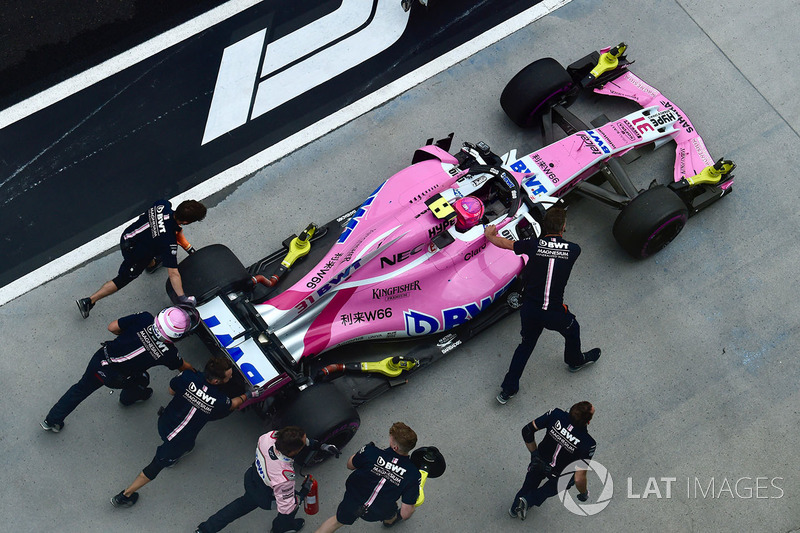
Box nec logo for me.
[587,130,611,154]
[381,243,425,269]
[202,1,410,144]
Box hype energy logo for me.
[202,0,411,144]
[558,460,614,516]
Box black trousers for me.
[199,465,301,533]
[514,456,575,508]
[501,303,583,394]
[46,348,150,425]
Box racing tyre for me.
[501,58,575,127]
[279,383,360,465]
[170,244,252,304]
[613,186,689,259]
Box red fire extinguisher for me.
[304,475,319,515]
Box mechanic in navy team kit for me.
[197,427,341,533]
[508,401,597,520]
[111,357,260,507]
[40,306,197,433]
[76,199,207,318]
[315,422,421,532]
[484,205,601,404]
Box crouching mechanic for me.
[111,357,262,507]
[40,306,197,433]
[315,422,421,532]
[508,401,597,520]
[196,427,341,533]
[77,199,206,318]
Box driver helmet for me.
[154,306,192,342]
[453,196,485,231]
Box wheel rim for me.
[642,215,686,256]
[524,84,573,126]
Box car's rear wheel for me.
[613,186,689,259]
[501,58,575,127]
[279,383,360,466]
[169,244,252,304]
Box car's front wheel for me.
[613,186,689,259]
[168,244,252,304]
[501,58,575,127]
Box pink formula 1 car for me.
[176,43,735,459]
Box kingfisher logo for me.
[587,130,611,154]
[202,1,411,144]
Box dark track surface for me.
[0,0,541,291]
[0,0,231,108]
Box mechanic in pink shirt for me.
[196,427,340,533]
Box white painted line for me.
[0,0,573,307]
[0,0,263,130]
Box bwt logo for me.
[403,280,514,335]
[187,382,217,405]
[539,239,569,249]
[553,420,580,445]
[558,460,614,516]
[586,130,611,154]
[202,0,411,144]
[376,456,407,475]
[509,159,548,195]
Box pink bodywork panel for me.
[593,71,715,181]
[255,147,525,360]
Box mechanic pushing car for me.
[314,423,422,532]
[197,426,340,533]
[110,357,263,508]
[76,199,206,318]
[484,206,601,404]
[40,306,198,433]
[508,401,597,520]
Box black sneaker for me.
[508,502,519,518]
[270,519,305,533]
[119,387,153,406]
[496,390,516,405]
[569,348,601,373]
[145,258,162,274]
[40,419,63,433]
[76,297,94,318]
[110,491,139,508]
[517,497,528,520]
